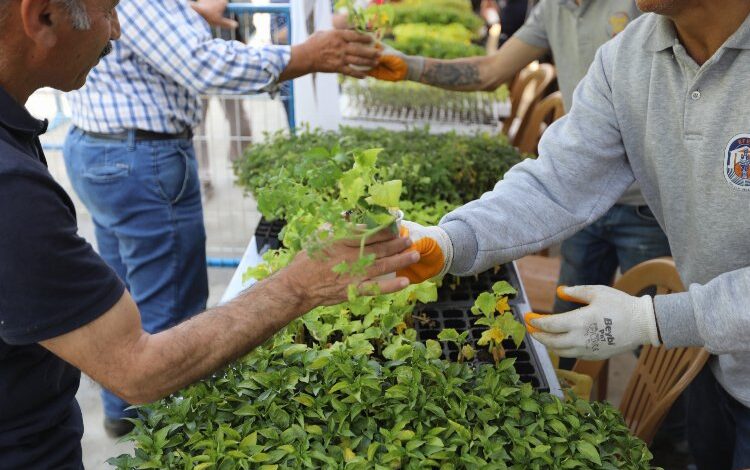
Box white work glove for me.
[395,221,453,284]
[524,285,661,360]
[365,42,425,82]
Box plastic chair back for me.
[516,91,565,154]
[502,63,557,143]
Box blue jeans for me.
[553,204,672,314]
[688,363,750,470]
[63,128,208,419]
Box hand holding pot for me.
[280,227,418,312]
[366,42,425,82]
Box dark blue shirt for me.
[0,87,125,468]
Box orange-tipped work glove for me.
[395,221,453,284]
[366,43,425,82]
[524,285,660,360]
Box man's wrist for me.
[272,266,312,317]
[280,43,315,81]
[404,55,425,82]
[635,295,660,346]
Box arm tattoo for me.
[420,62,482,88]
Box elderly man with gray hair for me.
[0,0,417,467]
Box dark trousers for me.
[689,363,750,470]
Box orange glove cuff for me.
[396,237,445,284]
[367,55,408,82]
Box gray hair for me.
[57,0,91,30]
[0,0,90,30]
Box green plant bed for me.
[390,2,484,32]
[385,37,485,60]
[234,126,520,226]
[111,147,655,469]
[387,22,484,59]
[110,343,653,469]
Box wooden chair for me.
[573,258,710,444]
[502,63,557,146]
[515,91,565,155]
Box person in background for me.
[63,0,382,438]
[497,0,530,45]
[379,1,750,468]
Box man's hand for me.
[279,228,419,311]
[282,30,381,80]
[525,286,661,360]
[395,221,453,284]
[367,43,425,82]
[190,0,238,29]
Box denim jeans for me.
[63,128,208,419]
[688,362,750,470]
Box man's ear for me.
[19,0,63,48]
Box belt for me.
[79,128,193,141]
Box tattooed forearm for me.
[420,61,482,89]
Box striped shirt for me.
[68,0,291,134]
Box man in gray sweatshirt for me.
[396,1,750,468]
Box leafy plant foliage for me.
[234,126,521,226]
[111,146,654,469]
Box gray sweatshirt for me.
[514,0,646,206]
[440,13,750,407]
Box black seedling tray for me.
[254,217,285,251]
[251,219,553,393]
[437,265,526,305]
[412,301,550,393]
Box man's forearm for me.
[278,43,314,82]
[127,271,304,403]
[417,57,490,91]
[416,37,547,92]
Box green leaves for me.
[366,180,402,209]
[112,342,653,470]
[111,131,654,470]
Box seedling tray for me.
[254,217,285,251]
[412,301,550,393]
[250,219,558,394]
[437,266,526,305]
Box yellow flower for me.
[478,327,505,346]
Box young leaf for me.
[366,180,402,208]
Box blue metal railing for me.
[226,3,295,131]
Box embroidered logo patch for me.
[725,134,750,191]
[607,12,630,37]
